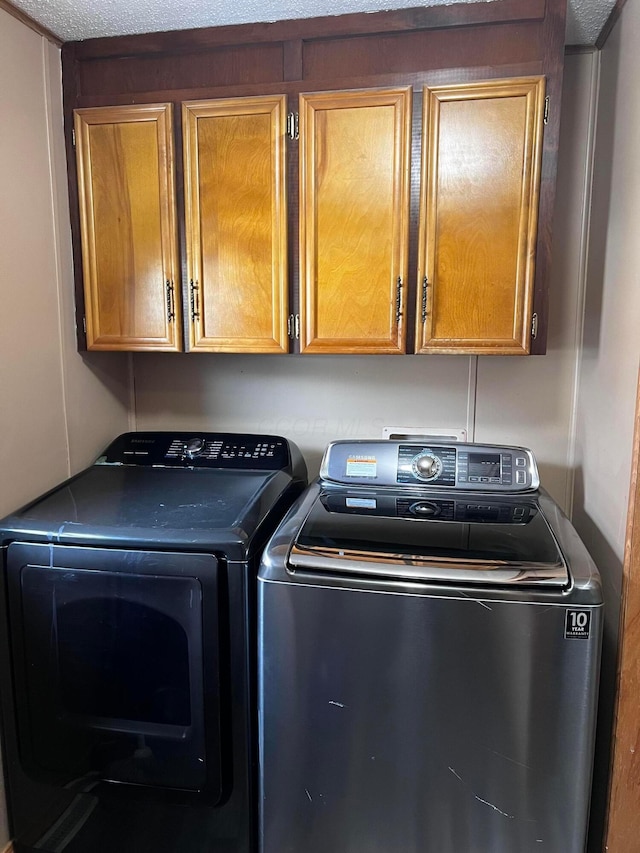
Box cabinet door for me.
[74,104,181,351]
[299,88,412,354]
[416,78,545,355]
[183,96,288,353]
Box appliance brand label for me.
[564,609,591,640]
[345,456,377,478]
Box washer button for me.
[516,470,527,485]
[516,456,527,467]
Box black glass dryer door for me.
[6,543,222,798]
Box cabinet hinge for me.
[72,128,76,148]
[82,316,86,335]
[287,112,299,141]
[288,313,300,339]
[543,96,550,126]
[531,312,539,340]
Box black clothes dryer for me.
[0,431,307,853]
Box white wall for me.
[0,8,131,524]
[574,4,640,595]
[571,3,640,849]
[475,50,598,514]
[0,12,131,842]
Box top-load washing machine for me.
[258,440,602,853]
[0,431,306,853]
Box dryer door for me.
[6,543,223,799]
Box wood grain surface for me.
[182,96,288,352]
[604,368,640,851]
[299,87,411,353]
[416,77,545,354]
[74,103,181,350]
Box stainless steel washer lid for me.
[287,490,569,587]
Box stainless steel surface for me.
[258,443,603,853]
[259,583,601,853]
[287,545,569,585]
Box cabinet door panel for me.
[416,78,545,355]
[74,104,180,351]
[183,96,288,353]
[300,88,411,354]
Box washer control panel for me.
[321,441,539,492]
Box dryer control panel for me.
[320,441,539,492]
[96,432,293,470]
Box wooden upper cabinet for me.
[74,104,181,351]
[416,77,546,355]
[299,88,412,354]
[182,96,289,353]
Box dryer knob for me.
[184,438,205,459]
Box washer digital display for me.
[468,453,501,479]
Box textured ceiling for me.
[5,0,618,46]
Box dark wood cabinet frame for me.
[61,0,566,353]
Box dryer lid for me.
[0,466,295,556]
[288,490,569,587]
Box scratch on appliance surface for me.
[533,606,555,618]
[474,796,514,819]
[305,788,313,802]
[457,590,493,611]
[486,748,532,769]
[55,523,66,541]
[328,700,345,708]
[448,764,514,820]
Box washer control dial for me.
[412,451,443,482]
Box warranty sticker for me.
[564,610,591,640]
